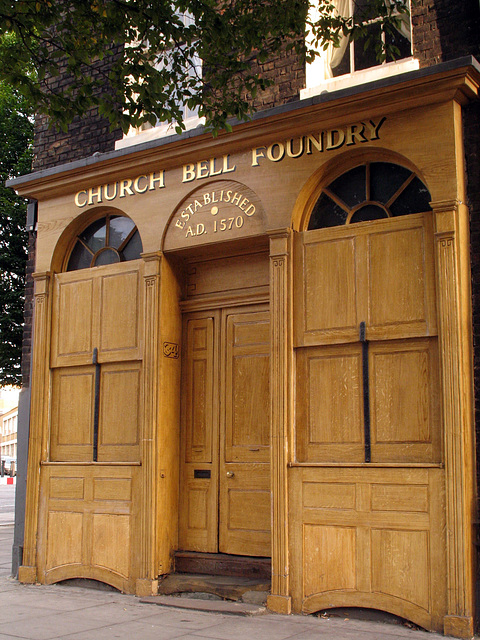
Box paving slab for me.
[141,594,266,616]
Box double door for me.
[179,304,271,557]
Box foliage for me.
[0,78,33,385]
[0,0,410,135]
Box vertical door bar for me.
[92,347,100,462]
[359,322,371,463]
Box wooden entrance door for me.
[179,304,271,557]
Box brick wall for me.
[32,46,124,171]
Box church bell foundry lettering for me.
[74,171,165,207]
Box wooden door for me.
[179,305,271,557]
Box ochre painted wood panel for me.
[178,312,219,553]
[289,467,446,632]
[185,317,215,464]
[296,344,364,463]
[224,310,270,464]
[52,277,94,366]
[50,366,95,462]
[303,524,356,596]
[294,214,437,347]
[37,465,140,592]
[99,269,142,361]
[98,362,142,462]
[369,338,441,463]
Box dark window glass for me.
[350,205,388,223]
[67,242,94,271]
[390,177,432,217]
[122,230,143,262]
[67,215,143,271]
[385,25,412,61]
[331,46,351,78]
[308,193,348,229]
[308,162,432,231]
[370,162,411,204]
[94,248,121,266]
[80,218,107,254]
[328,165,366,208]
[109,216,136,249]
[354,23,382,72]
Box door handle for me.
[226,471,235,478]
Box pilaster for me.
[136,252,162,596]
[267,230,293,614]
[433,201,475,639]
[19,272,51,584]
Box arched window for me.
[67,214,143,271]
[308,162,432,230]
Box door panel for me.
[220,309,271,556]
[179,305,271,557]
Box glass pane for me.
[328,165,366,208]
[354,23,382,71]
[308,193,348,229]
[331,44,351,77]
[389,177,432,217]
[385,21,412,60]
[80,218,107,254]
[109,216,136,249]
[370,162,412,204]
[121,230,143,261]
[350,204,388,223]
[94,248,121,267]
[67,242,93,271]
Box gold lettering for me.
[326,129,345,150]
[252,146,266,167]
[203,193,211,205]
[175,219,186,229]
[134,175,149,193]
[230,192,241,206]
[88,185,103,205]
[224,190,232,203]
[267,142,285,162]
[119,179,134,198]
[196,223,205,235]
[346,124,368,146]
[209,157,222,177]
[183,164,196,182]
[222,154,236,173]
[239,197,249,211]
[193,200,203,211]
[149,171,165,190]
[75,190,88,207]
[211,191,219,203]
[197,160,209,179]
[305,133,323,154]
[366,117,386,140]
[245,204,256,217]
[185,226,195,237]
[286,137,304,158]
[104,183,117,201]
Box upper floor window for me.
[116,11,203,150]
[303,0,418,97]
[67,215,143,271]
[308,162,432,230]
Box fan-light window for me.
[308,162,432,230]
[67,215,143,271]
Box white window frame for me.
[301,0,418,99]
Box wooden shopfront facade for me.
[10,60,480,637]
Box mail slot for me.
[194,469,211,479]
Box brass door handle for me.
[226,471,235,478]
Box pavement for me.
[0,513,467,640]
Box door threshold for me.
[174,551,271,579]
[157,572,270,604]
